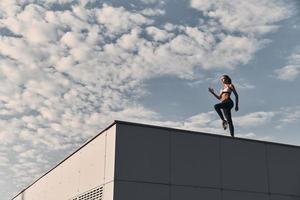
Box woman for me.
[208,75,239,137]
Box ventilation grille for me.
[71,185,103,200]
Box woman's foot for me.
[222,120,228,130]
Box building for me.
[12,120,300,200]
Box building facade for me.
[12,120,300,200]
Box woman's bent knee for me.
[214,104,219,110]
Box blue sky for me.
[0,0,300,199]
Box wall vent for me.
[71,185,103,200]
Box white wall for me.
[13,124,116,200]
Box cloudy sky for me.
[1,0,300,199]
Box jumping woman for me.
[208,75,239,137]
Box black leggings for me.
[214,99,234,136]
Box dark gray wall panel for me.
[271,195,300,200]
[221,138,269,193]
[223,190,269,200]
[171,132,221,187]
[114,181,169,200]
[115,124,170,183]
[268,144,300,196]
[171,186,221,200]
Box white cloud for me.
[96,4,153,35]
[278,106,300,124]
[203,35,259,69]
[140,0,166,6]
[0,152,9,167]
[234,79,255,90]
[236,132,257,138]
[234,112,275,127]
[138,111,228,136]
[189,0,293,69]
[140,8,165,16]
[290,51,300,63]
[138,110,278,139]
[146,26,174,42]
[190,0,292,35]
[235,132,273,141]
[0,1,21,17]
[274,49,300,81]
[19,149,37,159]
[274,65,300,81]
[12,145,27,153]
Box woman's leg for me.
[214,102,226,121]
[223,108,234,137]
[214,102,228,129]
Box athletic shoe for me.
[222,120,228,130]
